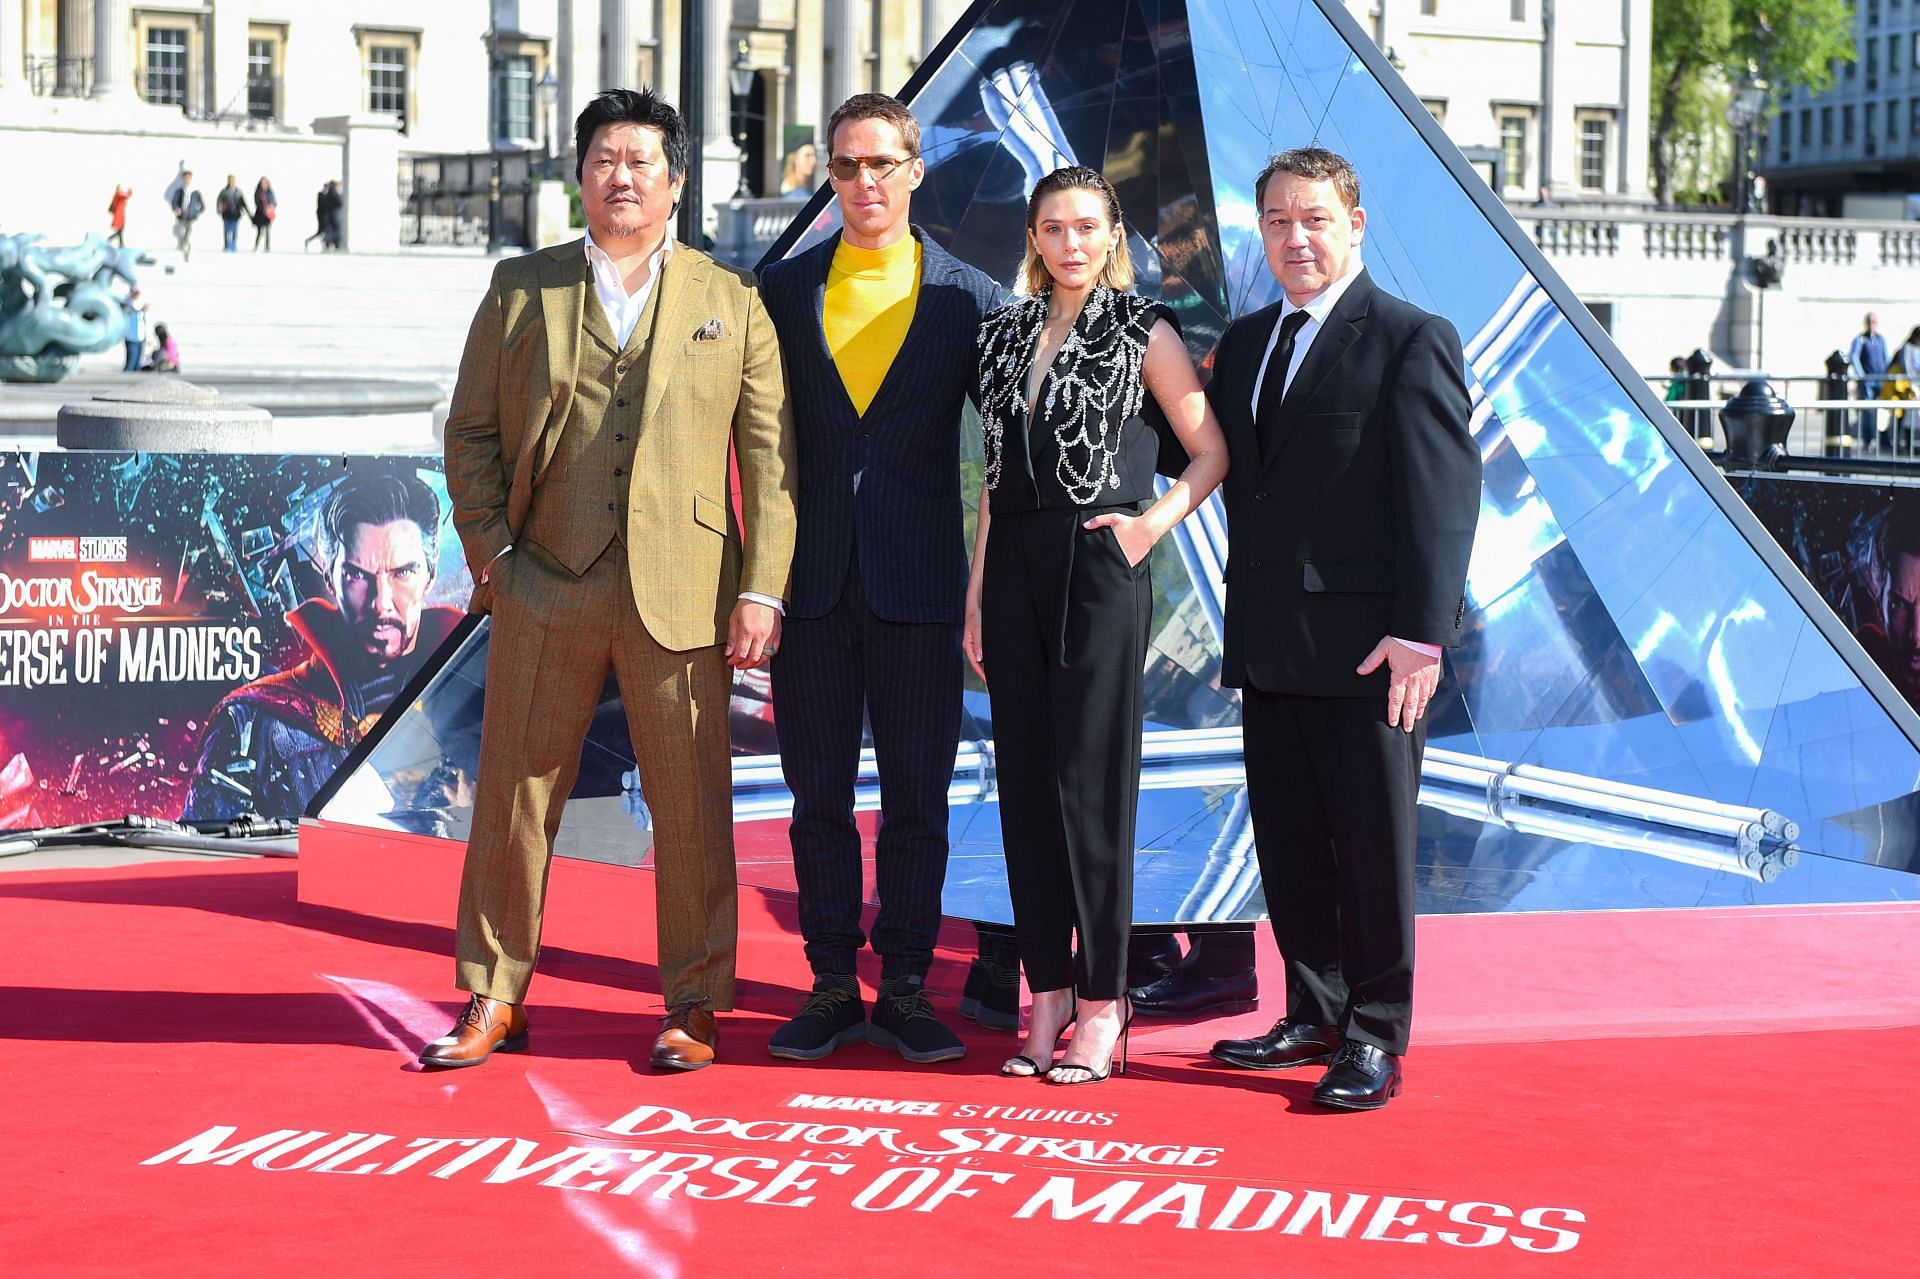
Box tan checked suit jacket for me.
[443,238,796,649]
[440,238,795,1009]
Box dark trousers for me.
[123,340,143,371]
[1241,688,1424,1055]
[983,505,1150,1000]
[771,556,963,982]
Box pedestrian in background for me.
[1664,355,1687,403]
[1883,324,1920,446]
[148,323,180,373]
[107,185,131,247]
[322,180,345,250]
[778,141,817,196]
[1848,312,1890,443]
[171,172,204,261]
[122,287,148,371]
[251,177,277,251]
[216,175,249,252]
[305,181,332,251]
[307,180,346,252]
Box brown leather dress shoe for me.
[650,1002,718,1071]
[419,994,528,1069]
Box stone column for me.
[921,0,947,59]
[1543,3,1580,197]
[1619,0,1653,199]
[90,0,134,102]
[312,115,403,254]
[56,0,89,96]
[0,0,27,98]
[698,0,738,236]
[825,0,861,115]
[210,0,249,119]
[792,0,825,144]
[602,0,631,88]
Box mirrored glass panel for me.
[317,0,1920,924]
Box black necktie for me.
[1255,308,1312,452]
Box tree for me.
[1651,0,1857,207]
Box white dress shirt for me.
[1247,257,1440,660]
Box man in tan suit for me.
[425,88,796,1072]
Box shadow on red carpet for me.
[1,859,1916,1277]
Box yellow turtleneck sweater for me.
[824,234,922,416]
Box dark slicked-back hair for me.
[826,92,921,158]
[574,88,688,182]
[1254,146,1362,214]
[321,469,441,579]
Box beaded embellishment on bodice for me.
[978,285,1156,506]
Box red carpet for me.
[2,858,1917,1277]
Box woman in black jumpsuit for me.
[965,167,1228,1084]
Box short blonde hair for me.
[1017,165,1135,296]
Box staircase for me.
[100,245,506,394]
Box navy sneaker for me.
[767,974,867,1061]
[958,957,1020,1031]
[868,975,966,1063]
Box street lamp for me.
[538,67,560,179]
[485,22,502,254]
[1726,68,1769,215]
[729,40,755,199]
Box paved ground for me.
[0,842,268,873]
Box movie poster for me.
[0,452,470,830]
[1738,474,1920,711]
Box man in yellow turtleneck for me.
[759,94,1003,1066]
[824,219,920,418]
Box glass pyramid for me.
[315,0,1920,923]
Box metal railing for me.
[713,194,820,267]
[1645,371,1920,464]
[398,152,544,249]
[26,55,91,98]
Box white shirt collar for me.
[1279,253,1363,327]
[584,228,674,348]
[584,226,674,292]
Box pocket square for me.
[693,318,727,341]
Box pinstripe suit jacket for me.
[444,238,797,651]
[759,228,1001,623]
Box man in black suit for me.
[1205,147,1480,1110]
[758,94,1001,1063]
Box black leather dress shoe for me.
[1129,967,1259,1018]
[1209,1019,1340,1070]
[1311,1042,1403,1111]
[1126,934,1183,990]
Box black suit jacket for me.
[760,227,1001,622]
[1207,268,1480,696]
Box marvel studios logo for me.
[27,536,128,563]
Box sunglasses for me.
[826,154,916,182]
